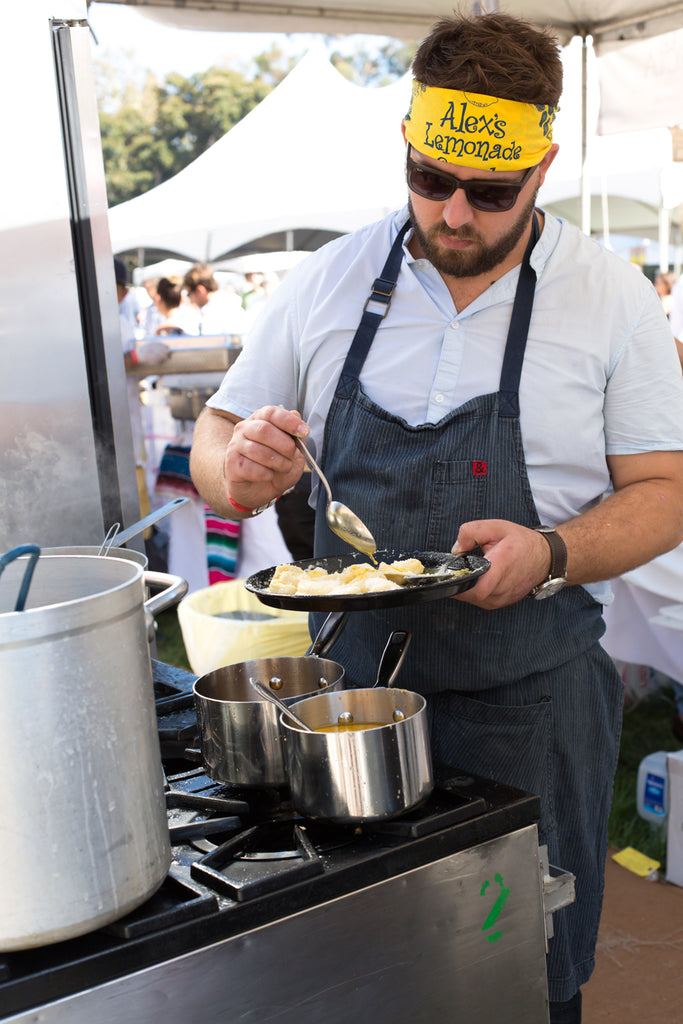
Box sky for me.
[87,2,381,79]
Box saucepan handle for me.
[373,630,411,689]
[0,544,41,611]
[306,610,349,657]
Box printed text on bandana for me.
[422,102,521,165]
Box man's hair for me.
[411,12,563,106]
[183,263,218,294]
[156,276,183,309]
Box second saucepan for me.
[192,611,349,787]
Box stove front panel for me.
[5,824,549,1024]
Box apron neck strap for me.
[336,219,411,398]
[498,211,540,417]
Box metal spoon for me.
[249,677,315,732]
[293,436,376,557]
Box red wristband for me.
[130,348,139,365]
[228,493,280,516]
[228,494,254,513]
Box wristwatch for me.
[528,526,568,600]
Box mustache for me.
[432,223,482,243]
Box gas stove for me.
[0,661,567,1024]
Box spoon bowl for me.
[294,437,376,557]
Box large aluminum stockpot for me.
[193,612,348,788]
[279,630,433,823]
[0,549,186,951]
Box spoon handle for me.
[293,436,333,503]
[249,677,314,732]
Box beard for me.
[408,188,539,279]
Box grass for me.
[154,610,679,867]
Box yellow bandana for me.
[404,81,557,172]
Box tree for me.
[97,62,273,205]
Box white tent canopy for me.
[108,47,411,261]
[97,1,683,51]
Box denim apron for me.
[311,216,623,1003]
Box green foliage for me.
[97,62,272,206]
[94,40,414,207]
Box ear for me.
[537,143,559,187]
[401,120,408,145]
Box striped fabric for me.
[205,509,240,584]
[154,444,199,499]
[155,442,240,584]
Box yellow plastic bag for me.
[177,579,312,675]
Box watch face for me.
[533,578,567,600]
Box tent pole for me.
[581,34,591,236]
[659,204,670,273]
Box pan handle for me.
[143,570,189,641]
[306,610,349,658]
[0,544,41,611]
[373,630,411,689]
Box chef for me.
[189,13,683,1023]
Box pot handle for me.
[142,570,189,640]
[0,543,40,611]
[306,610,349,658]
[373,630,411,689]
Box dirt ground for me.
[582,847,683,1021]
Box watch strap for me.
[533,526,567,582]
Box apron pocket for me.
[428,690,557,837]
[426,460,488,550]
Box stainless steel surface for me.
[294,436,377,556]
[0,554,171,951]
[3,825,550,1024]
[249,676,315,731]
[0,7,140,552]
[127,339,242,378]
[282,685,433,822]
[193,655,345,787]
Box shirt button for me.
[451,321,460,329]
[434,394,445,403]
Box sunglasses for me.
[406,144,536,213]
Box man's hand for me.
[190,405,310,519]
[224,405,309,513]
[451,520,553,609]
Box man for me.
[183,263,248,336]
[189,14,683,1022]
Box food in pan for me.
[268,558,431,596]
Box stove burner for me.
[192,822,325,900]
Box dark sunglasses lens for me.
[408,165,454,201]
[466,183,519,212]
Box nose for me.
[441,185,475,229]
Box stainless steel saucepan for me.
[280,630,434,823]
[192,610,349,788]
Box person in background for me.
[188,13,683,1022]
[668,271,683,366]
[183,263,248,337]
[153,275,200,336]
[654,271,677,318]
[114,258,169,529]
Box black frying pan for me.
[244,550,490,612]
